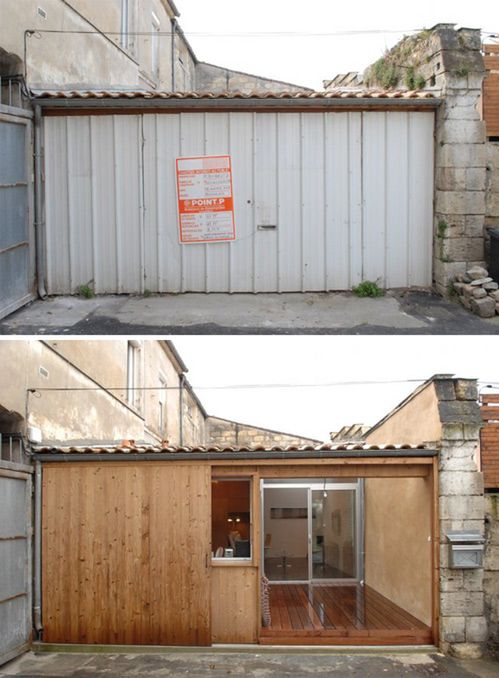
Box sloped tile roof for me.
[30,89,436,100]
[34,442,431,455]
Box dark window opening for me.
[212,479,251,559]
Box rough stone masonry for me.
[364,25,488,297]
[435,377,487,658]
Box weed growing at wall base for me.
[353,281,384,298]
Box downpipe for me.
[34,105,47,299]
[33,460,43,637]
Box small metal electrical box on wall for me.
[447,531,485,569]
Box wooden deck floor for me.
[260,584,433,645]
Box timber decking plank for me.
[264,584,432,645]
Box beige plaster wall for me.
[0,0,140,88]
[364,476,433,625]
[0,340,144,441]
[0,340,207,445]
[0,0,194,90]
[366,382,442,446]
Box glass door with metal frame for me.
[262,479,363,584]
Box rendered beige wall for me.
[366,382,442,446]
[0,340,207,445]
[0,340,144,441]
[0,0,195,90]
[364,476,432,625]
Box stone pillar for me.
[363,25,487,296]
[433,27,487,295]
[484,493,499,658]
[485,143,499,262]
[435,377,487,657]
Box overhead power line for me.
[28,28,423,38]
[28,378,428,393]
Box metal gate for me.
[0,464,32,665]
[0,110,35,319]
[43,110,434,294]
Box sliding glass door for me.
[262,479,363,584]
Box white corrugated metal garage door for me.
[44,111,434,294]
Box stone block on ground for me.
[489,290,499,302]
[467,266,489,280]
[483,282,498,291]
[470,296,496,318]
[472,287,487,299]
[449,642,484,659]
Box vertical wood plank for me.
[42,463,211,646]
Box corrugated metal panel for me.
[0,473,32,666]
[0,116,34,319]
[44,111,434,294]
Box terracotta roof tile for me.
[30,89,436,101]
[34,442,430,455]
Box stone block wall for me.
[195,62,312,95]
[363,25,488,297]
[434,377,487,658]
[206,416,321,448]
[433,28,487,296]
[484,493,499,658]
[485,142,499,261]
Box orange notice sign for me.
[176,155,236,244]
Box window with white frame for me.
[158,374,167,436]
[120,0,129,50]
[126,340,140,409]
[151,11,160,80]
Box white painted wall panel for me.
[408,112,434,287]
[179,113,206,292]
[205,113,231,292]
[229,113,254,293]
[67,117,93,292]
[302,113,326,291]
[255,113,278,292]
[90,116,119,293]
[44,110,435,294]
[362,112,387,285]
[385,113,409,288]
[277,113,302,292]
[44,117,70,294]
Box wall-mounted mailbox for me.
[447,531,485,569]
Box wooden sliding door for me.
[42,462,211,645]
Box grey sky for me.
[172,336,499,441]
[176,0,498,89]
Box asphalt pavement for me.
[2,291,499,335]
[1,650,498,677]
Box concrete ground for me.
[1,291,499,335]
[1,650,498,677]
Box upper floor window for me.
[126,340,140,409]
[158,374,167,436]
[121,0,130,50]
[151,11,160,80]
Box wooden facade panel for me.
[483,48,499,137]
[211,566,259,643]
[480,397,499,489]
[42,463,211,645]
